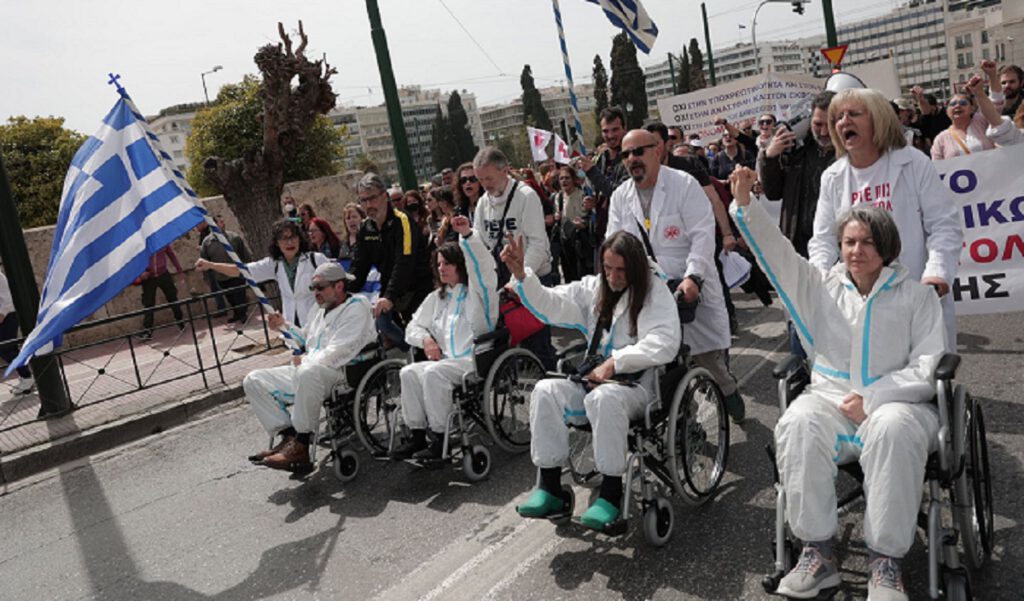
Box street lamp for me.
[201,65,223,104]
[752,0,809,74]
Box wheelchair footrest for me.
[573,516,629,537]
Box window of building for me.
[173,150,184,158]
[981,30,989,44]
[169,135,179,144]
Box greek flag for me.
[586,0,659,54]
[5,83,205,375]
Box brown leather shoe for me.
[261,439,311,471]
[248,434,294,463]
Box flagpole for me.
[550,0,587,156]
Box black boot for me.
[412,431,445,461]
[390,428,428,460]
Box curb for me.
[0,385,244,485]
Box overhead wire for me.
[436,0,506,76]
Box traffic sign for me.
[820,44,849,68]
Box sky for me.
[2,0,901,134]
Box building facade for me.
[479,84,595,147]
[148,105,202,174]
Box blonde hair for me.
[341,202,366,238]
[827,88,906,158]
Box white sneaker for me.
[777,545,841,599]
[867,557,908,601]
[12,377,35,394]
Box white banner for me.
[526,126,552,162]
[935,145,1024,316]
[552,134,572,164]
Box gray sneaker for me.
[777,545,841,599]
[867,557,908,601]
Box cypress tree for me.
[520,65,553,131]
[609,32,648,129]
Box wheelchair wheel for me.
[331,447,359,483]
[463,444,491,482]
[957,393,994,570]
[483,348,544,453]
[665,368,729,505]
[642,496,674,547]
[943,569,972,601]
[353,359,406,457]
[567,428,601,487]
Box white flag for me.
[526,126,552,162]
[553,134,572,164]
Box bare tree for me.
[202,21,337,255]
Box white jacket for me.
[512,266,681,380]
[733,198,946,414]
[247,252,331,326]
[808,146,962,286]
[405,234,499,358]
[289,294,376,371]
[473,176,551,277]
[986,117,1024,146]
[606,166,730,355]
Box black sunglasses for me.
[308,282,334,291]
[758,119,775,126]
[620,144,656,159]
[459,176,478,184]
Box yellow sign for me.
[820,45,849,67]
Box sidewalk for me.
[0,316,292,486]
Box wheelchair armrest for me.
[473,327,509,346]
[772,354,806,380]
[933,353,961,381]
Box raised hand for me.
[729,166,757,205]
[765,128,796,159]
[499,233,527,281]
[451,215,472,237]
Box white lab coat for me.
[606,166,730,355]
[514,265,681,476]
[246,252,331,326]
[400,233,499,432]
[733,198,946,557]
[473,176,552,277]
[245,294,376,435]
[808,146,962,347]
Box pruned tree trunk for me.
[202,21,337,258]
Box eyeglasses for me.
[308,282,335,292]
[948,99,971,107]
[459,176,478,184]
[357,193,384,204]
[620,144,656,159]
[758,119,775,126]
[831,109,866,124]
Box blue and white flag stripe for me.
[585,0,659,54]
[6,93,207,375]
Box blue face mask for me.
[706,150,716,159]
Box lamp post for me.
[201,65,223,104]
[752,0,808,74]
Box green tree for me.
[493,133,530,168]
[592,54,609,121]
[678,47,691,94]
[447,91,478,165]
[609,32,648,129]
[520,65,553,131]
[430,105,456,172]
[0,116,86,228]
[688,38,707,91]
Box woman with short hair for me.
[931,61,1004,159]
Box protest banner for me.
[934,145,1024,316]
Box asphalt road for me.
[1,298,1020,601]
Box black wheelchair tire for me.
[353,359,406,457]
[482,348,544,453]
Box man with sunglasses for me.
[244,262,376,472]
[606,130,745,423]
[349,173,433,352]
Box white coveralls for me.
[606,166,734,394]
[244,295,376,435]
[400,234,498,433]
[808,146,962,349]
[246,252,331,326]
[733,198,947,558]
[514,267,681,476]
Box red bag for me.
[500,291,544,346]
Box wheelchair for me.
[554,334,732,547]
[315,342,405,482]
[762,353,994,600]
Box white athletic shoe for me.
[12,377,35,394]
[777,545,841,599]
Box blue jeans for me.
[787,320,807,360]
[376,311,410,352]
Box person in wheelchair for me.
[505,230,681,530]
[729,166,947,601]
[243,263,377,472]
[391,215,499,461]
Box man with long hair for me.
[505,230,680,530]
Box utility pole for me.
[822,0,839,48]
[701,3,716,87]
[364,0,417,190]
[0,151,71,418]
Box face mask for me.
[283,203,296,217]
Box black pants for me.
[0,312,31,378]
[220,278,249,321]
[141,272,183,330]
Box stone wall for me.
[15,172,362,346]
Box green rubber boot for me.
[579,497,620,530]
[517,488,566,518]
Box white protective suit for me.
[400,234,499,433]
[244,294,376,435]
[808,146,963,349]
[733,198,947,558]
[606,166,731,356]
[514,265,681,476]
[986,117,1024,146]
[473,176,552,277]
[246,251,331,326]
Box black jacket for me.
[757,134,835,257]
[350,206,431,312]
